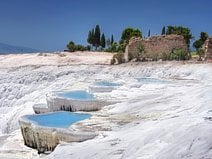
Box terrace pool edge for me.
[19,112,96,153]
[46,91,111,113]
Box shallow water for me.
[94,81,122,87]
[136,77,170,84]
[57,90,95,100]
[27,111,91,128]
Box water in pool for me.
[136,78,170,84]
[95,81,122,87]
[57,90,95,100]
[27,111,91,128]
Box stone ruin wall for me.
[204,37,212,61]
[125,34,188,62]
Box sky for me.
[0,0,211,51]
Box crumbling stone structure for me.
[204,37,212,61]
[125,34,188,62]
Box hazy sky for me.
[0,0,211,51]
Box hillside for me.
[0,43,38,54]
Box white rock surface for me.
[0,53,211,159]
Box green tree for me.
[87,30,92,45]
[166,26,193,48]
[193,32,208,50]
[67,41,89,52]
[87,28,95,50]
[111,42,118,52]
[67,41,75,52]
[161,26,166,35]
[148,29,150,37]
[200,32,208,43]
[94,25,101,50]
[193,32,208,60]
[91,29,95,49]
[119,27,142,51]
[111,34,114,45]
[193,39,203,50]
[100,33,106,49]
[120,28,142,44]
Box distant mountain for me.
[0,43,39,54]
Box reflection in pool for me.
[57,90,95,101]
[27,111,91,128]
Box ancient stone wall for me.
[204,37,212,61]
[125,34,188,62]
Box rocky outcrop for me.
[204,37,212,61]
[19,115,96,153]
[125,34,188,62]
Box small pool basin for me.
[94,81,122,87]
[89,81,122,93]
[57,90,95,101]
[136,77,169,84]
[26,111,91,128]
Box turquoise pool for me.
[94,81,122,87]
[57,90,95,101]
[27,111,91,128]
[136,78,170,84]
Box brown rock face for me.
[125,34,188,62]
[204,37,212,61]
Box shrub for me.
[162,52,168,61]
[67,41,89,52]
[196,48,205,61]
[136,44,145,61]
[172,48,190,60]
[106,42,120,53]
[162,49,190,61]
[152,53,159,61]
[67,41,75,52]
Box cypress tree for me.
[100,33,106,48]
[161,26,166,35]
[148,29,150,37]
[91,28,95,48]
[87,30,92,45]
[111,34,114,45]
[94,25,101,49]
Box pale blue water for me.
[57,90,95,100]
[27,111,91,128]
[136,78,170,84]
[95,81,122,87]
